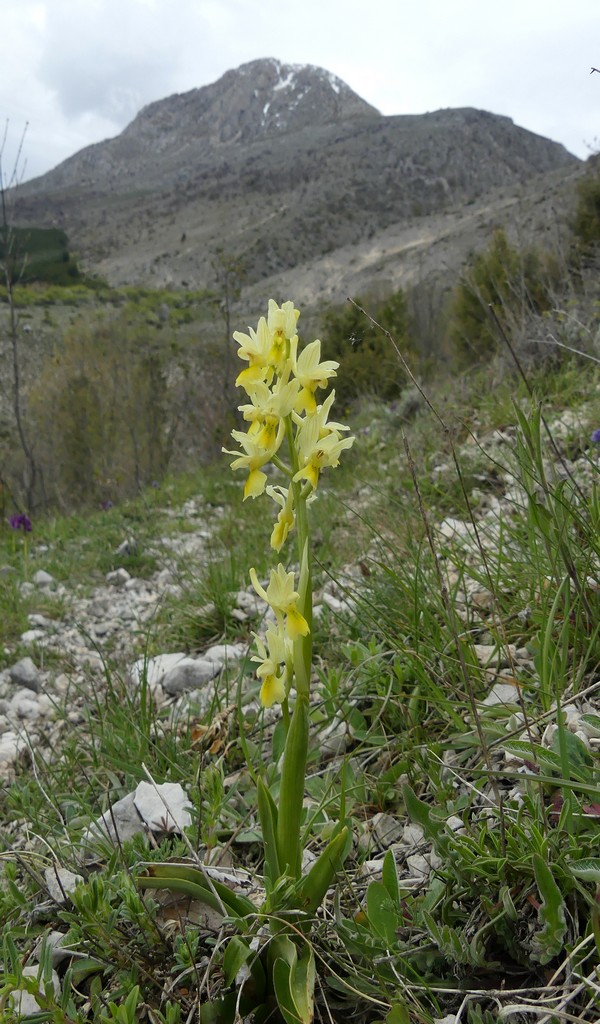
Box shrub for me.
[571,160,600,261]
[0,226,82,287]
[449,229,558,362]
[320,290,413,406]
[27,313,177,506]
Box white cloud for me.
[0,0,598,182]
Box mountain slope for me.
[12,58,580,300]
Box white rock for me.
[235,590,262,615]
[10,691,44,720]
[9,656,41,692]
[318,716,348,757]
[106,568,131,586]
[406,852,430,877]
[481,681,520,707]
[162,658,219,695]
[358,858,385,879]
[371,812,404,848]
[439,517,474,541]
[321,592,345,613]
[402,822,425,848]
[133,781,192,832]
[33,930,72,967]
[129,652,188,690]
[0,731,23,766]
[33,570,55,588]
[28,614,55,629]
[473,644,517,668]
[20,629,46,645]
[8,966,60,1016]
[203,642,246,665]
[82,791,143,853]
[44,866,83,904]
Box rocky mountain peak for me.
[24,58,380,191]
[122,57,380,147]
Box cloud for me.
[1,0,598,181]
[35,1,177,123]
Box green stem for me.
[276,694,309,878]
[274,414,314,878]
[284,415,313,699]
[281,696,290,736]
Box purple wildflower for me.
[9,513,32,533]
[591,429,600,443]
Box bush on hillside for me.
[0,226,83,287]
[27,314,177,506]
[449,229,558,362]
[320,290,413,407]
[571,161,600,263]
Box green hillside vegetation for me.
[0,346,599,1021]
[2,161,600,516]
[0,226,84,286]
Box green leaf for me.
[381,849,400,907]
[137,862,255,920]
[550,729,594,770]
[257,776,281,888]
[366,880,401,947]
[569,858,600,882]
[271,936,315,1024]
[69,957,106,985]
[277,698,309,879]
[294,826,349,913]
[503,740,539,760]
[386,1004,411,1024]
[289,945,315,1024]
[580,714,600,738]
[223,936,251,988]
[531,853,567,964]
[402,784,448,856]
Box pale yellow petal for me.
[244,469,268,500]
[285,607,310,640]
[260,673,287,708]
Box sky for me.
[0,0,598,184]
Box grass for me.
[0,355,599,1022]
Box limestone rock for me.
[133,781,192,832]
[9,656,41,692]
[162,657,220,695]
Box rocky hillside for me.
[12,58,582,303]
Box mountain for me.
[12,58,581,304]
[22,58,379,193]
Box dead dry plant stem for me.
[401,430,497,784]
[350,297,513,782]
[1,127,38,511]
[487,304,587,504]
[487,303,593,623]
